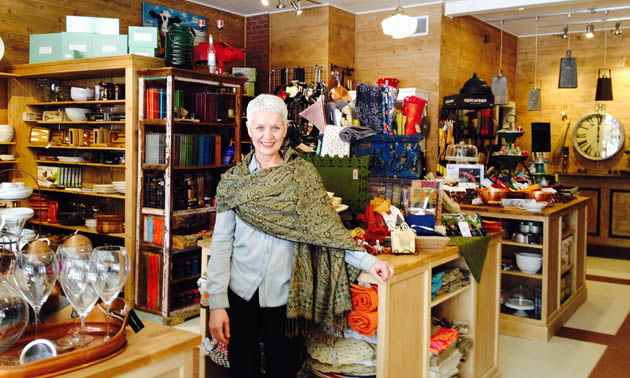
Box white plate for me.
[0,36,4,62]
[0,187,33,200]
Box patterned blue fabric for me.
[380,84,399,135]
[355,83,382,132]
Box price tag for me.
[458,221,472,237]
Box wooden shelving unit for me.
[8,55,165,305]
[462,198,589,341]
[135,67,246,324]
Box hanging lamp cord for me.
[534,16,538,87]
[604,22,607,68]
[499,20,504,73]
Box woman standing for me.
[205,94,393,378]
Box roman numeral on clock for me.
[577,140,587,147]
[575,132,587,140]
[584,145,593,155]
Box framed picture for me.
[446,164,485,184]
[142,2,208,55]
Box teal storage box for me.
[61,32,94,60]
[67,16,119,34]
[129,47,157,57]
[93,34,128,57]
[128,26,158,48]
[30,33,63,63]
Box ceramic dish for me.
[519,201,548,212]
[0,187,33,200]
[505,298,534,317]
[415,235,451,252]
[0,154,14,161]
[56,156,85,162]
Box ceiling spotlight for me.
[261,0,269,6]
[585,23,595,38]
[276,0,285,9]
[560,25,569,39]
[291,0,302,15]
[612,22,623,35]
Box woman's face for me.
[247,111,287,161]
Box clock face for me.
[572,112,625,161]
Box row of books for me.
[140,252,162,310]
[143,215,165,245]
[174,133,222,167]
[145,88,167,119]
[144,131,166,164]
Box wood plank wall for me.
[328,6,355,80]
[355,4,443,172]
[514,31,630,173]
[0,0,245,70]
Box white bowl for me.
[0,187,33,200]
[57,156,85,162]
[65,107,90,121]
[0,154,14,161]
[515,252,542,274]
[0,124,14,142]
[1,182,22,189]
[519,201,548,212]
[70,87,95,101]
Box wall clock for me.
[572,108,625,161]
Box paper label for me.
[102,45,117,53]
[352,168,358,180]
[134,32,153,42]
[458,221,472,237]
[39,46,53,55]
[68,44,87,52]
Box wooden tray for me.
[0,299,129,377]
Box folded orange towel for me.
[348,310,378,338]
[350,283,378,312]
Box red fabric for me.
[348,310,378,338]
[350,283,378,312]
[429,327,459,355]
[403,96,427,135]
[357,204,390,245]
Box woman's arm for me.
[345,250,394,284]
[204,210,236,309]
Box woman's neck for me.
[254,152,284,169]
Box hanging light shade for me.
[585,23,595,38]
[595,22,613,101]
[382,6,417,39]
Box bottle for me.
[208,33,216,74]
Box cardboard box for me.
[61,32,94,60]
[128,26,158,48]
[93,34,128,57]
[129,46,158,57]
[232,67,256,82]
[29,33,63,63]
[244,81,255,97]
[66,16,119,34]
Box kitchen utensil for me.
[0,154,14,161]
[65,108,89,122]
[492,20,508,105]
[519,223,530,233]
[524,191,553,202]
[515,252,542,274]
[528,17,541,111]
[558,26,577,88]
[505,297,535,317]
[70,87,95,101]
[530,223,541,234]
[476,187,509,205]
[518,201,548,212]
[513,233,527,244]
[0,124,14,142]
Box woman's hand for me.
[369,261,394,284]
[209,308,231,344]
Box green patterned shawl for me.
[215,148,363,331]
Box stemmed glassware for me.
[13,243,59,337]
[89,246,130,342]
[57,246,99,347]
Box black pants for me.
[227,289,304,378]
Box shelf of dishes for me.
[34,121,125,125]
[28,144,125,150]
[28,100,125,106]
[36,159,124,168]
[28,220,124,238]
[501,270,542,279]
[141,119,236,127]
[140,207,216,217]
[38,187,125,199]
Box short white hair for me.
[246,94,288,124]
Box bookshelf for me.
[135,67,247,324]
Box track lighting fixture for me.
[560,25,569,39]
[291,0,302,15]
[612,22,622,35]
[276,0,285,9]
[585,23,594,38]
[261,0,269,6]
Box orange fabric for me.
[350,283,378,312]
[348,310,378,338]
[429,327,459,355]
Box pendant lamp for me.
[595,23,613,101]
[382,1,417,39]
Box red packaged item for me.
[47,201,58,224]
[403,96,427,135]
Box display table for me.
[461,197,588,341]
[199,234,501,378]
[59,321,200,377]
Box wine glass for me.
[13,247,59,337]
[57,247,99,347]
[89,246,130,341]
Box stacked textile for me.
[429,327,460,378]
[432,272,445,300]
[307,335,377,377]
[429,350,462,378]
[347,283,378,337]
[433,268,470,297]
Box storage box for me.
[61,32,94,60]
[66,16,119,34]
[350,134,425,179]
[29,33,63,63]
[232,67,257,82]
[93,34,128,57]
[244,81,255,97]
[128,26,158,48]
[129,46,158,57]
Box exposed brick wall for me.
[246,14,270,95]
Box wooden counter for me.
[199,234,501,378]
[461,197,588,341]
[60,321,200,378]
